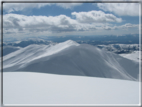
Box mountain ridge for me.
[3,40,139,81]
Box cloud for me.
[3,14,82,33]
[97,3,140,16]
[3,12,138,36]
[118,23,139,29]
[72,10,122,23]
[3,1,140,16]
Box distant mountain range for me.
[97,44,140,54]
[2,38,140,56]
[3,38,56,47]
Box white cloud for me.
[3,10,123,34]
[2,1,140,16]
[72,10,122,23]
[3,14,83,33]
[3,12,138,36]
[101,23,139,30]
[118,23,139,29]
[97,3,140,16]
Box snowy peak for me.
[55,40,79,48]
[63,40,79,46]
[3,40,79,68]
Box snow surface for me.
[3,72,140,105]
[3,40,139,81]
[3,46,21,56]
[120,51,141,62]
[3,40,79,68]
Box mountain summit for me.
[3,40,139,81]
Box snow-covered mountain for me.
[3,40,139,81]
[97,44,139,54]
[3,46,22,56]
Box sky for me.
[2,1,141,40]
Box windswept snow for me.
[3,72,139,105]
[3,40,139,81]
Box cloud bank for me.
[72,11,122,23]
[97,3,140,16]
[3,11,138,36]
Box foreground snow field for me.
[3,72,140,105]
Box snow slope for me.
[3,46,21,56]
[120,51,141,62]
[3,72,140,105]
[3,40,139,81]
[3,40,79,68]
